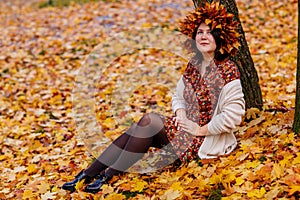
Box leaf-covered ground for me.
[0,0,299,199]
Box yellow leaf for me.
[132,178,147,192]
[157,101,166,107]
[209,173,222,184]
[37,181,50,194]
[235,177,245,186]
[171,182,183,191]
[288,185,300,196]
[265,186,280,199]
[0,155,7,161]
[102,118,116,129]
[271,163,284,180]
[101,185,114,195]
[161,189,181,200]
[41,191,57,200]
[75,179,85,191]
[51,185,59,192]
[141,22,152,28]
[27,164,37,174]
[245,107,260,120]
[205,19,212,25]
[247,187,266,198]
[245,160,260,169]
[237,152,249,161]
[279,155,294,167]
[104,130,117,138]
[292,153,300,165]
[23,190,34,199]
[105,193,126,200]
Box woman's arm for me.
[172,76,186,114]
[207,80,245,135]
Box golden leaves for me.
[40,191,57,200]
[247,187,266,198]
[0,0,299,199]
[161,189,181,200]
[131,178,147,192]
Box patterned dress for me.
[163,58,240,162]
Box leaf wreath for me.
[179,1,240,55]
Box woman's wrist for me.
[198,125,208,136]
[175,108,186,119]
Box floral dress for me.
[163,58,240,162]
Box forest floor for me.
[0,0,299,199]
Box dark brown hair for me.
[191,23,230,61]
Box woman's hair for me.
[191,23,230,61]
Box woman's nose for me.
[201,32,208,39]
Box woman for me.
[62,1,245,194]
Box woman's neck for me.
[201,53,214,66]
[200,54,214,77]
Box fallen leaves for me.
[0,0,299,199]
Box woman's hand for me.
[173,116,208,136]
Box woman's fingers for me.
[177,120,187,130]
[179,123,189,130]
[173,117,195,132]
[173,117,181,130]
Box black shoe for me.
[84,172,112,194]
[62,171,94,192]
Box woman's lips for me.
[200,42,209,45]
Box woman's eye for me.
[197,31,211,35]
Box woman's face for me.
[195,23,217,58]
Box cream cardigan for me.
[172,78,245,159]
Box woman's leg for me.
[104,112,170,176]
[62,129,134,192]
[84,114,171,193]
[84,113,170,177]
[84,125,136,177]
[63,113,172,193]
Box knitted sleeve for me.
[207,79,245,135]
[172,76,186,113]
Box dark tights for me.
[84,113,173,177]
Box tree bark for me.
[192,0,263,109]
[292,0,300,134]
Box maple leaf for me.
[245,108,261,120]
[264,186,280,199]
[40,191,57,200]
[22,190,34,199]
[170,182,183,191]
[247,187,266,198]
[101,185,114,195]
[288,185,300,196]
[292,153,300,165]
[27,164,38,174]
[271,163,285,180]
[37,181,50,194]
[0,0,299,199]
[75,179,85,191]
[105,193,126,200]
[161,189,181,200]
[235,177,245,186]
[131,178,147,192]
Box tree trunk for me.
[292,0,300,134]
[192,0,263,109]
